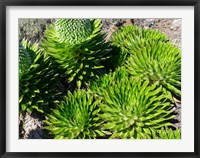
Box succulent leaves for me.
[126,41,181,96]
[111,25,169,51]
[44,90,105,139]
[99,78,174,139]
[90,66,129,95]
[19,19,181,139]
[110,25,169,66]
[19,39,37,76]
[110,25,181,96]
[156,127,181,139]
[41,19,111,89]
[19,39,60,113]
[55,19,93,45]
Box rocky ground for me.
[19,18,181,139]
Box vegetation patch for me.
[19,19,181,139]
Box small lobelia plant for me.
[90,66,129,95]
[19,39,61,114]
[98,77,175,139]
[126,41,181,97]
[41,19,111,90]
[44,90,105,139]
[110,25,169,66]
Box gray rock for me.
[22,113,44,139]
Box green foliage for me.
[99,77,175,139]
[126,41,181,96]
[19,39,60,114]
[44,90,105,139]
[19,19,181,139]
[90,66,129,94]
[110,25,169,66]
[111,25,169,52]
[156,127,181,139]
[19,39,36,75]
[41,19,111,89]
[55,19,93,45]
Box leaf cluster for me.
[40,19,111,89]
[19,39,62,114]
[98,78,174,139]
[111,25,181,97]
[19,19,181,139]
[110,25,169,66]
[44,90,105,139]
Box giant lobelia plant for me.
[19,39,61,114]
[99,77,175,139]
[110,25,169,66]
[44,90,105,139]
[41,19,111,90]
[126,41,181,96]
[90,66,129,95]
